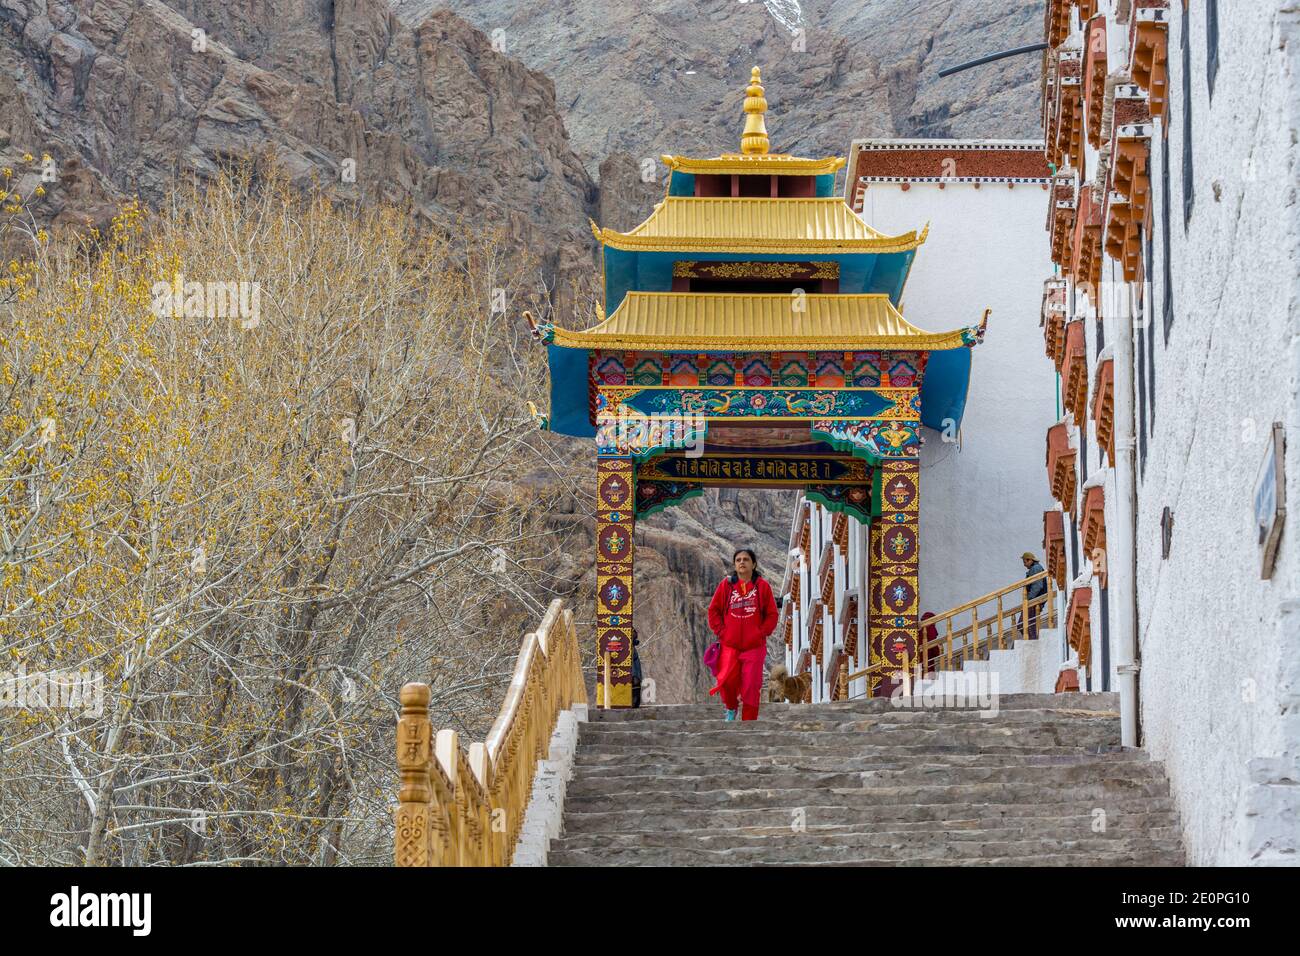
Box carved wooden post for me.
[565,608,588,706]
[395,682,432,867]
[867,517,884,697]
[435,729,463,867]
[469,742,497,866]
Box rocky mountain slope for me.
[413,0,1046,173]
[0,0,596,285]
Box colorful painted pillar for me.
[594,456,635,707]
[867,516,884,696]
[868,458,921,697]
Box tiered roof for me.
[591,198,927,254]
[660,154,844,177]
[545,292,977,352]
[534,67,985,441]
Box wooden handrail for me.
[920,570,1057,673]
[395,599,586,866]
[846,570,1057,687]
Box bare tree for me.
[0,163,591,865]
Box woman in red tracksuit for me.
[707,548,778,721]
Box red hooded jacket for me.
[707,574,778,652]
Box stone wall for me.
[1132,1,1300,866]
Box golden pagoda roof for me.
[740,66,771,156]
[591,198,928,254]
[548,292,974,351]
[660,70,845,176]
[660,153,846,176]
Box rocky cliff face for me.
[414,0,1045,174]
[0,0,597,285]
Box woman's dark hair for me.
[728,548,761,583]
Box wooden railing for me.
[395,599,586,866]
[845,570,1057,692]
[921,570,1058,672]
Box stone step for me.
[559,796,1178,834]
[573,749,1150,775]
[579,730,1121,752]
[579,720,1120,740]
[548,688,1182,866]
[547,837,1183,867]
[799,852,1186,866]
[550,854,1184,867]
[552,821,1183,853]
[583,709,1120,732]
[587,693,1120,721]
[564,777,1170,812]
[564,761,1164,797]
[577,738,1122,760]
[578,724,1119,747]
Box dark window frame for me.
[1162,123,1175,344]
[1182,0,1195,229]
[1080,427,1089,489]
[1148,290,1157,429]
[1099,584,1111,692]
[1207,0,1220,97]
[1138,224,1150,477]
[1069,519,1081,582]
[1137,323,1148,475]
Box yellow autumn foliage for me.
[0,163,581,865]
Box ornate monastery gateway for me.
[527,68,989,703]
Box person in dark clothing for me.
[630,629,643,708]
[1021,551,1048,639]
[920,611,940,674]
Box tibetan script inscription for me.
[643,456,866,484]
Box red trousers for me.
[710,644,767,720]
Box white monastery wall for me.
[857,168,1061,617]
[1131,1,1300,866]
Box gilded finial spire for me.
[740,66,769,156]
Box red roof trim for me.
[854,145,1050,183]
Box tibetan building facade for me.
[531,69,988,705]
[779,137,1065,704]
[845,139,1059,624]
[1039,0,1300,864]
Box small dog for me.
[767,664,811,704]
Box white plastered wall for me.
[1129,1,1300,866]
[857,165,1061,619]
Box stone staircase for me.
[939,627,1070,694]
[547,693,1185,866]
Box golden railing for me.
[845,570,1057,693]
[921,570,1058,672]
[395,599,586,866]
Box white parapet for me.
[924,628,1065,695]
[510,703,587,867]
